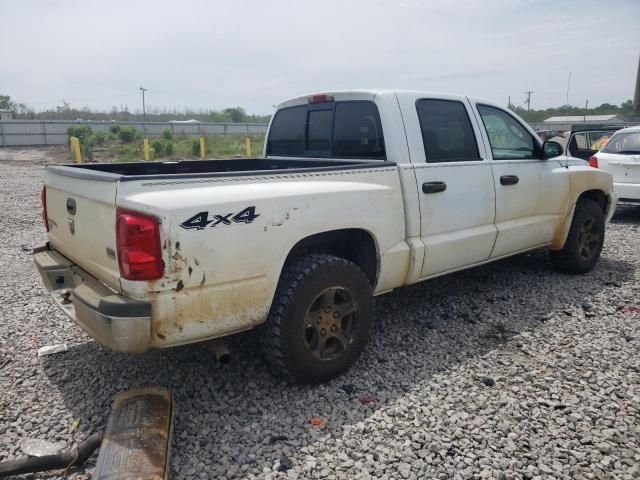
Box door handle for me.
[500,175,519,186]
[422,181,447,194]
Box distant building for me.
[0,109,12,121]
[543,114,626,125]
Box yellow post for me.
[245,136,252,158]
[70,136,81,163]
[199,136,205,159]
[143,137,150,161]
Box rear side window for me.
[416,99,480,162]
[266,101,385,159]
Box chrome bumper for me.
[33,243,152,353]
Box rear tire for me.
[550,199,605,274]
[261,254,373,383]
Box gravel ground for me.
[0,155,638,480]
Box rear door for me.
[398,94,497,277]
[597,130,640,199]
[472,103,570,258]
[44,168,121,291]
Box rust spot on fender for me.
[175,241,181,250]
[200,273,206,285]
[188,266,193,276]
[174,280,184,292]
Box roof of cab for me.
[276,89,472,109]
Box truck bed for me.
[48,158,388,182]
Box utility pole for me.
[139,86,147,133]
[634,54,640,115]
[508,95,511,108]
[565,72,572,122]
[584,99,588,122]
[524,91,533,111]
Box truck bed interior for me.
[51,158,389,180]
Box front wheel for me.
[261,254,373,383]
[550,199,605,274]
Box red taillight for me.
[116,208,163,280]
[41,186,49,232]
[588,155,598,168]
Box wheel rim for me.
[578,216,601,260]
[303,286,359,361]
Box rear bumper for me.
[33,243,152,353]
[614,182,640,203]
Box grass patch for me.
[83,134,265,163]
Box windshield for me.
[601,131,640,154]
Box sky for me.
[1,0,639,115]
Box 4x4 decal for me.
[180,206,259,231]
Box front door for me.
[399,95,497,278]
[473,103,570,258]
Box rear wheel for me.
[550,199,605,274]
[261,254,373,383]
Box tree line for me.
[0,94,270,123]
[1,93,635,124]
[511,100,634,123]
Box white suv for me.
[588,126,640,204]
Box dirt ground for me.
[0,146,71,165]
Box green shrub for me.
[66,125,93,143]
[109,124,121,134]
[118,126,137,143]
[191,138,200,156]
[161,128,173,141]
[163,139,174,156]
[81,134,97,161]
[93,131,106,145]
[107,133,116,141]
[151,139,164,158]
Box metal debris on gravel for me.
[0,155,638,479]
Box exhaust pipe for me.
[0,433,103,477]
[209,338,231,364]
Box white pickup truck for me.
[35,90,617,382]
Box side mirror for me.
[542,140,563,159]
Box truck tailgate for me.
[45,169,121,292]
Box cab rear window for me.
[601,131,640,154]
[266,101,386,159]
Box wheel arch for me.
[552,188,610,250]
[282,228,380,288]
[577,189,608,214]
